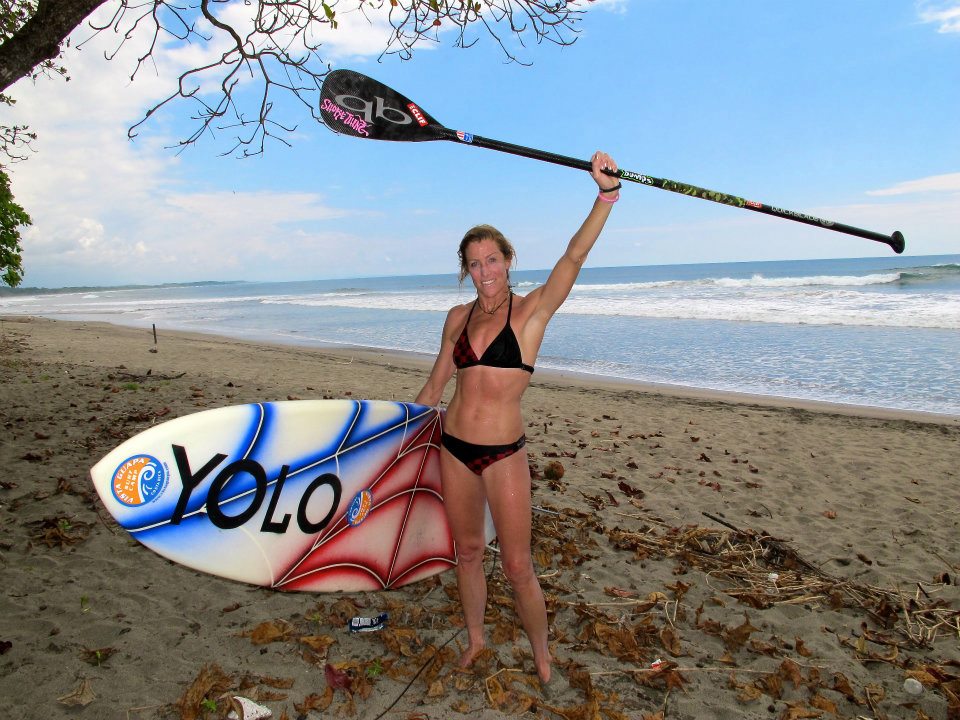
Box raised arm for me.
[529,151,621,319]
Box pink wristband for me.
[597,191,619,204]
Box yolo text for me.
[169,445,342,534]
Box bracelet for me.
[597,191,619,204]
[599,182,622,194]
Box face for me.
[464,239,510,296]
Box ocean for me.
[3,254,959,417]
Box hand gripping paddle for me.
[319,69,905,254]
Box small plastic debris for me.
[903,677,923,696]
[227,696,272,720]
[348,612,388,633]
[650,658,663,670]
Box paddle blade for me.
[319,70,446,142]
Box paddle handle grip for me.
[439,129,905,254]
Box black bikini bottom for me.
[440,431,527,476]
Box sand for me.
[1,315,958,720]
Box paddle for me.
[318,70,905,254]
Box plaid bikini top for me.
[452,292,535,374]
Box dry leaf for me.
[659,626,683,656]
[779,701,823,719]
[324,663,352,692]
[58,678,96,707]
[294,689,332,714]
[175,664,233,720]
[300,635,335,653]
[244,620,293,645]
[779,659,803,687]
[831,672,857,701]
[722,613,758,652]
[605,587,639,599]
[718,651,737,665]
[809,693,839,714]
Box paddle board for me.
[89,400,495,591]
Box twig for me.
[484,667,527,705]
[126,704,166,719]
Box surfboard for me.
[89,400,494,592]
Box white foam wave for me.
[711,273,901,288]
[573,272,901,293]
[260,292,469,312]
[556,292,960,329]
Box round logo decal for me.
[347,489,373,527]
[111,454,168,507]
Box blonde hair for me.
[457,224,516,283]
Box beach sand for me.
[1,316,958,720]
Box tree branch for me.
[1,0,583,157]
[0,0,109,92]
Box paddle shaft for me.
[434,128,905,254]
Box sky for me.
[3,0,960,288]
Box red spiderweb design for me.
[273,412,455,591]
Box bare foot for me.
[537,662,552,685]
[539,663,570,700]
[458,642,486,669]
[535,651,553,684]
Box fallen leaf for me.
[810,693,839,714]
[779,701,823,719]
[659,626,683,656]
[243,620,293,645]
[294,689,332,714]
[722,613,759,653]
[604,587,639,599]
[831,672,857,701]
[58,678,96,707]
[175,664,233,720]
[300,635,335,654]
[324,663,352,692]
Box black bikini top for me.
[452,293,535,374]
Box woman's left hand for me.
[590,150,620,193]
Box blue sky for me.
[5,0,960,287]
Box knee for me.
[501,552,536,588]
[455,540,487,567]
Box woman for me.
[415,151,621,688]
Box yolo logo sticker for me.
[111,455,168,507]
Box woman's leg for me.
[482,449,552,683]
[439,448,492,667]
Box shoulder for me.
[448,300,474,320]
[441,300,473,334]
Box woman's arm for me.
[528,151,621,320]
[415,307,460,406]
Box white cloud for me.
[321,6,407,60]
[866,172,960,196]
[4,4,403,287]
[917,1,960,32]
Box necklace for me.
[478,291,510,315]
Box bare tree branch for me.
[1,0,583,158]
